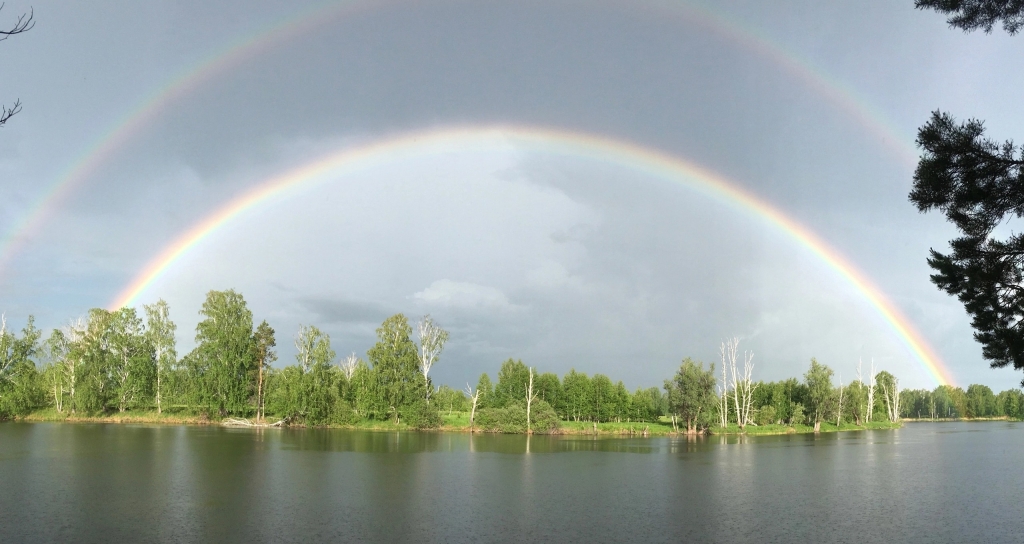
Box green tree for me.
[966,383,996,417]
[294,325,337,425]
[367,314,420,422]
[613,381,630,422]
[845,380,869,424]
[494,359,531,408]
[664,358,717,434]
[534,372,562,408]
[349,359,378,419]
[0,316,44,418]
[909,4,1024,382]
[591,374,616,422]
[415,315,449,404]
[629,387,662,422]
[76,309,116,413]
[475,373,494,409]
[144,299,176,414]
[804,358,834,432]
[917,0,1024,34]
[108,308,155,412]
[432,384,467,415]
[187,290,256,417]
[561,369,591,421]
[252,321,276,422]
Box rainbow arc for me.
[108,126,954,386]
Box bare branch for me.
[0,5,34,40]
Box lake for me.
[0,421,1020,543]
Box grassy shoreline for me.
[17,408,904,435]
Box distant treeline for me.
[1,289,1021,432]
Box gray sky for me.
[1,0,1023,391]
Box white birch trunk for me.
[465,383,480,431]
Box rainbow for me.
[663,1,919,167]
[0,0,375,276]
[108,126,954,386]
[0,1,919,280]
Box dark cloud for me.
[298,296,396,327]
[3,0,1024,389]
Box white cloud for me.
[413,279,515,311]
[525,260,589,292]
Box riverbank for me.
[17,408,903,435]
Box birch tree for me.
[526,367,537,434]
[253,321,276,423]
[666,358,717,434]
[877,370,901,422]
[804,358,834,433]
[723,338,756,427]
[188,290,256,417]
[340,352,358,380]
[108,308,154,413]
[718,344,729,428]
[144,299,176,415]
[43,329,69,412]
[835,373,844,428]
[367,314,419,422]
[867,359,876,423]
[465,383,480,430]
[62,318,86,413]
[416,315,449,404]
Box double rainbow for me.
[108,126,954,386]
[0,1,918,277]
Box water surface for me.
[1,422,1020,543]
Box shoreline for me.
[13,409,906,435]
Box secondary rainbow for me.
[0,0,919,280]
[109,125,954,386]
[0,0,373,275]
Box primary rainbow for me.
[0,1,919,279]
[109,125,954,386]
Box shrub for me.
[789,402,805,425]
[402,400,443,430]
[756,405,777,426]
[475,402,528,433]
[530,400,560,434]
[331,399,362,425]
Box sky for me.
[1,0,1023,391]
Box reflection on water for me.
[0,422,1020,543]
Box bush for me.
[474,400,561,434]
[402,400,443,430]
[756,405,777,426]
[331,399,362,426]
[475,402,528,433]
[530,400,560,434]
[789,402,805,425]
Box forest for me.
[1,289,1021,433]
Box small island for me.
[3,290,1020,435]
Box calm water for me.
[0,421,1021,543]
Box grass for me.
[18,408,902,435]
[711,420,901,435]
[22,407,210,425]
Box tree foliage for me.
[917,0,1024,34]
[367,313,421,422]
[664,358,717,434]
[187,290,256,417]
[910,112,1024,379]
[804,358,834,431]
[910,4,1024,383]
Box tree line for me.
[2,289,1021,433]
